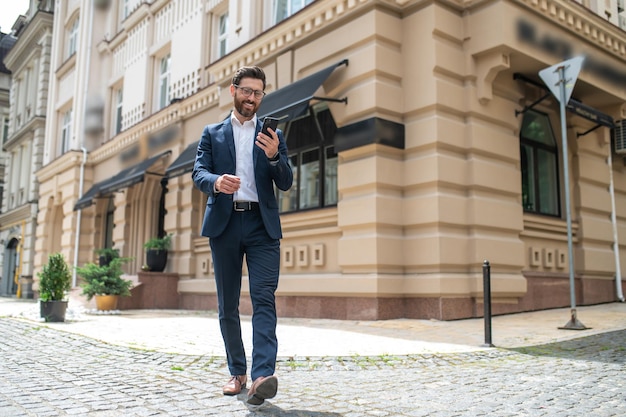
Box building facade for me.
[30,0,625,320]
[0,2,53,299]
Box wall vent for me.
[613,120,626,154]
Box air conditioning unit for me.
[613,120,626,154]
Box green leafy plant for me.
[95,247,120,259]
[77,257,133,300]
[38,253,72,302]
[143,234,172,251]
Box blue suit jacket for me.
[192,115,293,240]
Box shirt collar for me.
[230,111,257,127]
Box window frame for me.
[276,104,338,214]
[60,108,73,155]
[520,110,561,217]
[272,0,314,24]
[68,17,79,58]
[156,53,171,111]
[113,86,123,135]
[217,11,228,59]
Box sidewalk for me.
[1,293,625,357]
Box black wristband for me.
[269,152,279,161]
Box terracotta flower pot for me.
[95,294,119,311]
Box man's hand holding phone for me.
[257,117,280,159]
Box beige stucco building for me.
[25,0,626,320]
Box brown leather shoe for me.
[222,375,247,396]
[247,375,278,405]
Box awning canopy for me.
[74,151,171,211]
[257,59,348,121]
[164,59,348,179]
[164,141,198,179]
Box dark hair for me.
[232,66,266,90]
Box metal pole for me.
[557,65,587,330]
[482,260,494,347]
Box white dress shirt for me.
[231,113,259,202]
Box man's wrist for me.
[269,152,279,161]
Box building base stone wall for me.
[178,275,624,321]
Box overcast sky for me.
[1,0,31,34]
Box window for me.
[157,54,171,110]
[2,116,8,143]
[68,17,79,57]
[276,105,338,213]
[520,110,560,216]
[104,198,115,249]
[61,109,72,154]
[273,0,314,23]
[217,12,228,58]
[113,88,123,135]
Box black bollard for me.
[482,260,494,347]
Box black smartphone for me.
[261,117,279,136]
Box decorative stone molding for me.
[474,50,510,104]
[517,0,626,58]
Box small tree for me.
[38,253,72,302]
[77,257,133,300]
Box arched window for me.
[520,110,560,216]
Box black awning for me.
[165,141,198,179]
[257,59,348,121]
[74,182,102,211]
[74,151,171,211]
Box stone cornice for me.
[4,116,46,151]
[0,203,36,228]
[516,0,625,59]
[36,150,83,183]
[3,11,53,72]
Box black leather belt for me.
[233,201,259,211]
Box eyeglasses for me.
[233,84,266,99]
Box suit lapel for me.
[223,119,236,163]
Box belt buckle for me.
[234,201,247,211]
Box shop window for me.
[520,110,560,216]
[276,105,337,213]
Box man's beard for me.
[235,95,257,118]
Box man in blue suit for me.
[192,66,293,406]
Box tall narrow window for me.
[61,109,72,154]
[2,116,8,143]
[218,12,228,58]
[520,110,560,216]
[158,54,171,110]
[114,88,123,134]
[68,17,79,57]
[104,197,115,249]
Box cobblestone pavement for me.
[1,317,624,417]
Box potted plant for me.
[95,247,120,266]
[38,253,72,322]
[143,234,172,272]
[77,256,133,311]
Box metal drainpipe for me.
[72,2,95,288]
[607,154,625,302]
[72,147,87,288]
